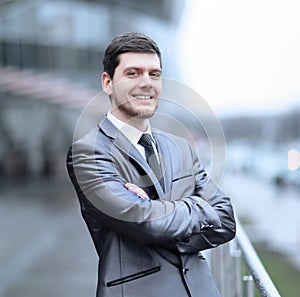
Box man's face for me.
[102,52,162,122]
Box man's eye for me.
[127,71,138,77]
[150,72,161,78]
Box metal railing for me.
[208,218,281,297]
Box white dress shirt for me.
[107,111,159,161]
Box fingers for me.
[125,183,150,200]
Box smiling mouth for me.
[133,95,153,100]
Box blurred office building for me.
[0,0,184,180]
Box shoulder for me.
[68,124,112,158]
[72,127,101,148]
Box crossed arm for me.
[67,135,236,253]
[124,181,235,253]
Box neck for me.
[127,118,148,132]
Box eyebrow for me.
[123,67,162,73]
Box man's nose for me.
[138,74,153,89]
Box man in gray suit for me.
[67,32,236,297]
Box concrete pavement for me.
[0,179,98,297]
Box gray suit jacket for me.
[67,116,236,297]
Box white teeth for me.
[134,95,151,100]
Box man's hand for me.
[125,183,150,200]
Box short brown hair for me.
[103,32,162,79]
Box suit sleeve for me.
[67,134,231,249]
[175,144,236,253]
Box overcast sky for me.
[176,0,300,117]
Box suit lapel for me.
[152,131,173,198]
[98,117,165,198]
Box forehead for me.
[117,52,161,70]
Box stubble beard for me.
[118,101,158,120]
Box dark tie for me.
[138,134,164,188]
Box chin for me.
[135,112,155,119]
[135,106,158,119]
[120,104,157,120]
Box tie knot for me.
[138,133,153,148]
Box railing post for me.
[230,241,243,297]
[208,244,226,295]
[243,274,254,297]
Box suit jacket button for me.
[183,268,189,274]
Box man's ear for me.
[102,72,112,95]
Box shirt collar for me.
[107,110,154,145]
